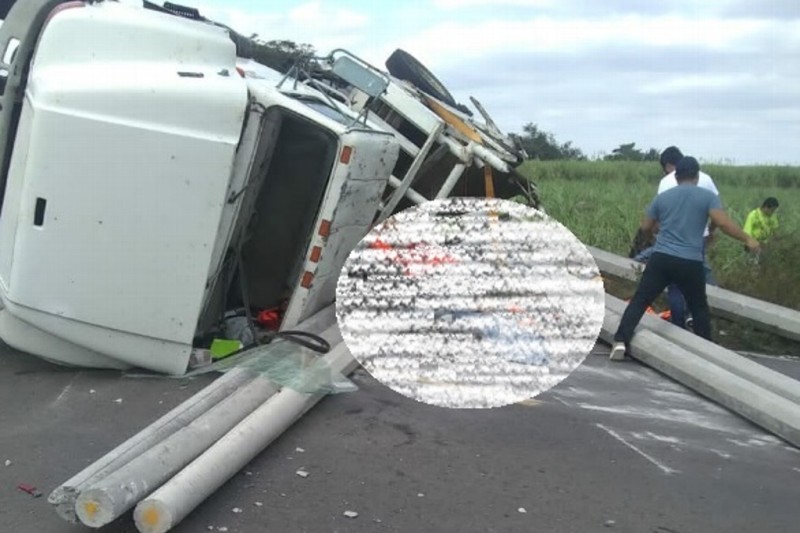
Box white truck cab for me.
[0,0,537,375]
[0,0,400,374]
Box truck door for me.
[0,2,248,374]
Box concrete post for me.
[605,294,800,405]
[48,367,256,523]
[589,245,800,342]
[74,376,279,528]
[51,304,339,523]
[133,343,358,533]
[601,308,800,449]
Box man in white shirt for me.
[657,146,720,283]
[634,146,720,329]
[658,152,719,197]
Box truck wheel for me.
[385,49,472,116]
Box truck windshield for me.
[288,95,356,127]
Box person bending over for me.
[610,157,760,361]
[743,197,780,243]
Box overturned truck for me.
[0,0,538,374]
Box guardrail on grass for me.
[588,246,800,343]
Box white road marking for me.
[709,449,733,459]
[549,395,572,407]
[596,423,680,475]
[631,431,681,444]
[51,373,80,407]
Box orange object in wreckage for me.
[256,308,281,330]
[625,299,672,322]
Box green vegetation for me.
[513,123,587,160]
[249,38,316,73]
[518,160,800,311]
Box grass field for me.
[517,160,800,312]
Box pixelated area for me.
[336,198,605,408]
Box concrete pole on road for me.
[605,294,800,405]
[74,376,279,528]
[133,343,358,533]
[601,308,800,449]
[49,366,256,523]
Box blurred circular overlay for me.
[335,197,605,409]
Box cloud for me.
[433,0,555,8]
[192,1,372,50]
[426,36,800,165]
[718,0,800,19]
[133,0,800,164]
[391,15,775,71]
[287,2,368,31]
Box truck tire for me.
[385,49,472,116]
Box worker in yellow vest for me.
[743,197,779,243]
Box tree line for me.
[510,123,660,162]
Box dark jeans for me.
[615,252,712,344]
[667,250,717,327]
[666,284,688,327]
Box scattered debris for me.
[296,469,310,478]
[4,459,11,467]
[280,493,286,497]
[207,526,214,531]
[113,398,123,404]
[232,507,242,514]
[89,389,96,394]
[254,501,263,507]
[17,484,43,498]
[217,527,229,532]
[343,510,359,519]
[604,520,616,527]
[295,447,305,453]
[245,471,253,476]
[374,518,383,524]
[190,348,212,368]
[518,507,527,514]
[417,493,424,498]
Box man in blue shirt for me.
[610,157,760,361]
[630,146,720,331]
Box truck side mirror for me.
[331,55,388,99]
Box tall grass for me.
[519,160,800,310]
[521,160,800,188]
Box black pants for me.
[614,252,711,344]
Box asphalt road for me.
[1,342,798,533]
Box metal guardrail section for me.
[588,246,800,342]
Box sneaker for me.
[609,342,626,361]
[686,317,694,331]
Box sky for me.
[178,1,798,165]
